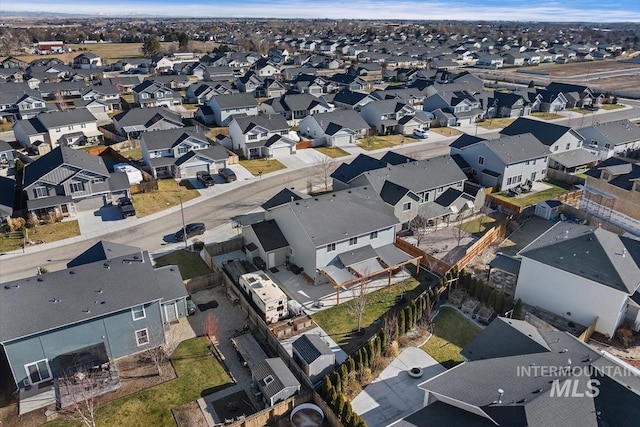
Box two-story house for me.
[205,93,259,126]
[581,157,640,236]
[332,89,377,112]
[487,91,531,118]
[229,114,295,159]
[81,84,122,112]
[13,109,103,154]
[257,185,420,287]
[22,145,130,219]
[261,93,334,125]
[140,127,229,179]
[545,82,602,109]
[112,107,184,139]
[0,85,46,120]
[299,110,370,147]
[0,241,188,414]
[501,117,598,173]
[131,80,182,108]
[72,52,103,69]
[185,82,237,105]
[450,133,550,191]
[515,222,640,338]
[360,100,416,135]
[576,119,640,157]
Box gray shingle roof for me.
[520,222,640,294]
[577,119,640,147]
[0,250,185,343]
[250,219,289,252]
[500,117,575,147]
[284,186,399,246]
[483,133,550,164]
[67,240,142,268]
[331,154,387,184]
[261,188,308,211]
[210,92,258,109]
[0,176,15,217]
[254,358,300,400]
[33,108,96,130]
[141,127,208,151]
[113,107,183,129]
[307,110,369,133]
[292,334,333,364]
[233,114,289,133]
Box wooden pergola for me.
[317,255,421,305]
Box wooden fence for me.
[557,189,583,208]
[202,237,244,269]
[130,180,159,194]
[546,169,586,187]
[578,317,599,342]
[183,272,223,293]
[453,223,508,271]
[394,238,452,276]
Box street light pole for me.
[179,194,187,249]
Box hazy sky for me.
[3,0,640,22]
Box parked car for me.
[174,222,206,242]
[117,197,136,217]
[218,167,237,182]
[413,128,429,139]
[196,171,215,187]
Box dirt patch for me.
[172,401,209,427]
[0,354,176,427]
[210,390,257,423]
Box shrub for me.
[357,367,372,384]
[387,340,400,358]
[513,298,524,320]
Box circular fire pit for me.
[408,367,423,378]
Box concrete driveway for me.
[76,205,136,236]
[351,347,445,427]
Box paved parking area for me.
[351,347,445,427]
[76,205,137,236]
[276,148,328,169]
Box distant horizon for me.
[1,0,640,23]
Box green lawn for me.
[458,213,507,238]
[491,181,572,208]
[530,112,564,120]
[239,158,286,175]
[421,307,482,369]
[131,179,199,217]
[477,118,516,129]
[312,272,436,355]
[314,146,350,158]
[154,249,212,280]
[95,338,232,427]
[119,146,143,161]
[357,135,412,151]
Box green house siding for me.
[3,301,164,387]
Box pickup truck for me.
[118,197,136,217]
[196,171,215,187]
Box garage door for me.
[75,195,107,211]
[331,134,352,147]
[182,164,209,178]
[270,146,290,158]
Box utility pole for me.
[179,194,187,249]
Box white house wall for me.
[501,157,548,190]
[515,257,628,338]
[267,206,317,277]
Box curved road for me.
[0,142,453,282]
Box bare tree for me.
[383,312,398,347]
[54,90,68,112]
[450,215,467,248]
[348,276,370,333]
[408,214,432,247]
[202,312,220,344]
[312,153,337,192]
[58,369,108,427]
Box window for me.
[605,143,611,149]
[177,146,188,154]
[24,359,52,385]
[349,237,358,246]
[327,243,336,252]
[261,132,268,138]
[135,328,150,346]
[81,123,86,129]
[70,182,85,193]
[554,146,559,152]
[566,143,571,150]
[91,178,104,184]
[602,172,610,180]
[34,186,48,198]
[156,92,163,98]
[403,202,412,211]
[248,134,257,141]
[370,231,378,239]
[478,156,484,165]
[507,177,513,185]
[68,125,73,131]
[131,305,146,320]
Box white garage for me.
[74,195,108,211]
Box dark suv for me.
[118,197,136,217]
[174,223,206,242]
[218,167,237,182]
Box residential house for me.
[0,241,188,414]
[476,53,504,68]
[185,82,237,105]
[422,89,486,126]
[252,358,300,407]
[13,109,102,154]
[236,71,264,93]
[229,114,295,159]
[487,91,530,118]
[580,157,640,236]
[292,334,335,384]
[515,222,640,338]
[140,127,228,179]
[400,316,640,426]
[450,133,550,190]
[81,84,122,112]
[72,52,102,69]
[501,117,597,173]
[145,75,190,90]
[22,145,130,219]
[332,89,377,112]
[250,59,281,77]
[261,93,334,125]
[37,81,87,100]
[258,78,288,99]
[242,219,290,270]
[0,56,28,70]
[203,66,236,82]
[262,185,419,285]
[576,119,640,157]
[112,107,184,139]
[545,82,601,109]
[290,74,331,96]
[0,140,14,169]
[518,89,568,113]
[206,93,259,126]
[0,85,46,120]
[502,51,525,66]
[0,176,15,223]
[328,73,369,92]
[299,110,370,147]
[360,100,416,135]
[131,80,182,108]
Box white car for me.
[413,129,429,139]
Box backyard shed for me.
[534,199,562,220]
[292,334,335,384]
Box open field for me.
[1,41,220,64]
[532,60,640,77]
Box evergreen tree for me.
[142,36,161,57]
[355,350,363,371]
[334,393,346,417]
[495,292,505,315]
[362,347,369,369]
[480,284,491,305]
[320,375,333,399]
[404,306,413,332]
[347,356,356,374]
[367,339,376,360]
[473,279,483,299]
[469,277,477,296]
[331,371,341,393]
[488,290,497,309]
[513,298,524,320]
[398,310,406,337]
[339,364,348,385]
[379,329,387,351]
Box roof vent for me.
[82,308,91,313]
[4,284,19,289]
[103,263,110,269]
[49,298,61,303]
[37,277,43,282]
[494,389,504,404]
[96,288,103,294]
[69,270,75,274]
